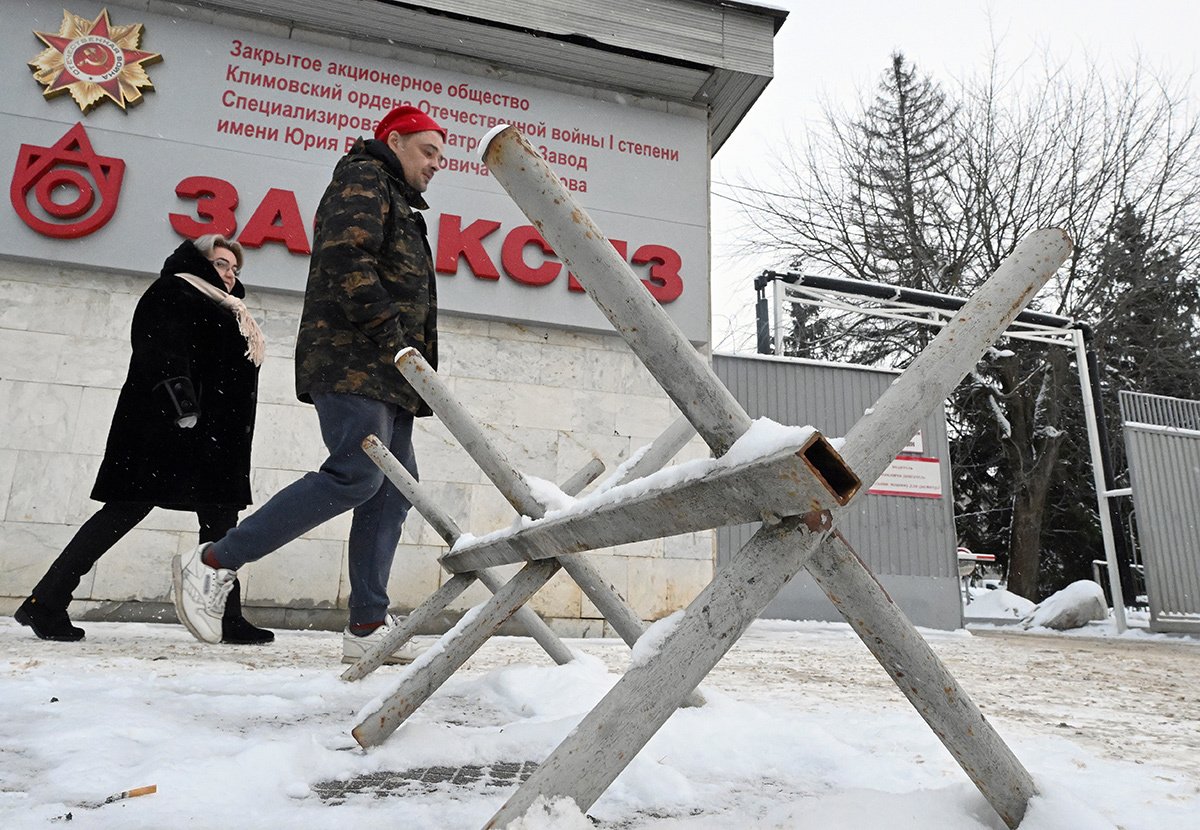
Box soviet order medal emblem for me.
[30,8,162,113]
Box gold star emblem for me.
[30,8,162,113]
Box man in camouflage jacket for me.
[173,106,447,659]
[294,133,438,415]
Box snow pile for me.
[2,617,1198,829]
[522,475,576,511]
[629,610,685,667]
[1022,580,1109,631]
[965,588,1036,620]
[504,796,592,829]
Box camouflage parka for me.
[294,138,437,415]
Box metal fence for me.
[1119,390,1200,633]
[713,353,962,630]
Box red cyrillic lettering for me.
[632,243,683,303]
[170,176,239,238]
[435,214,500,278]
[501,226,560,286]
[238,188,312,254]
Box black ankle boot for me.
[15,597,85,642]
[221,578,273,645]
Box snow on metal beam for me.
[440,433,857,573]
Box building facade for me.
[1,0,786,634]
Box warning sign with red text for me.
[868,455,944,499]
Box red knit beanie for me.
[374,105,447,141]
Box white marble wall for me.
[0,259,714,634]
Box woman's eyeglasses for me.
[210,257,241,277]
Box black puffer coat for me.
[91,241,260,508]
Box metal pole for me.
[481,126,752,457]
[362,434,463,544]
[755,282,771,355]
[1073,327,1128,632]
[557,457,606,498]
[838,230,1074,488]
[483,512,833,829]
[351,371,709,728]
[352,561,561,748]
[358,434,577,668]
[480,123,1072,829]
[339,573,476,682]
[773,276,785,356]
[806,533,1036,828]
[394,348,681,654]
[394,348,542,511]
[1082,334,1138,605]
[622,414,696,482]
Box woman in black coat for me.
[16,235,272,644]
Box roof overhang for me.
[160,0,787,153]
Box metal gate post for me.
[1074,327,1128,631]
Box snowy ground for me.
[2,613,1198,829]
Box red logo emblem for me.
[30,8,162,113]
[10,123,126,238]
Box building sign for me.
[2,1,711,340]
[866,432,942,500]
[10,122,125,238]
[902,431,924,455]
[30,8,162,113]
[869,455,944,499]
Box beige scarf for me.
[176,273,266,366]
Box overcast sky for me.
[710,0,1200,352]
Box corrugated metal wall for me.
[1120,390,1200,633]
[713,353,962,630]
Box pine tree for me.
[1036,205,1200,598]
[1091,204,1199,412]
[783,53,964,366]
[852,53,961,294]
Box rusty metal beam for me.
[440,434,856,573]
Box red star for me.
[33,9,161,110]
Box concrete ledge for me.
[3,598,630,639]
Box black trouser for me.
[28,502,241,617]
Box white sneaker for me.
[172,543,236,644]
[341,614,427,665]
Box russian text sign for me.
[1,1,710,339]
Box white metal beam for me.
[479,123,1069,830]
[440,435,856,573]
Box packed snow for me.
[451,418,816,553]
[1020,581,1109,630]
[965,587,1036,620]
[2,611,1198,829]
